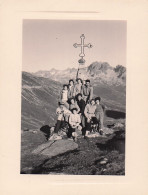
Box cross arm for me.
[84,43,93,48]
[73,43,82,48]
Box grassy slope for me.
[21,72,62,129]
[94,84,125,111]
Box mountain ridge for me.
[34,61,126,86]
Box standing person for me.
[59,84,69,108]
[49,102,71,140]
[95,97,105,135]
[69,97,80,113]
[74,78,83,96]
[76,93,86,134]
[84,99,96,136]
[68,79,75,100]
[68,108,81,142]
[81,79,93,104]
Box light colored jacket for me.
[84,104,96,119]
[68,85,75,98]
[56,106,71,116]
[69,113,81,127]
[60,89,68,101]
[74,83,83,95]
[81,85,93,100]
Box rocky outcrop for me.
[32,139,78,157]
[87,61,113,75]
[114,65,126,82]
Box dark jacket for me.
[77,99,86,115]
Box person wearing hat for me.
[49,101,71,140]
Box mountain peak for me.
[87,61,113,75]
[114,65,126,81]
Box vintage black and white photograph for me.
[21,20,126,175]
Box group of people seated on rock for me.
[49,78,106,141]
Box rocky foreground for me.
[21,121,125,175]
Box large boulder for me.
[32,140,55,154]
[32,139,78,158]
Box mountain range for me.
[34,61,126,86]
[22,62,126,130]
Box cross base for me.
[76,62,88,81]
[78,58,85,65]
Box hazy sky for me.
[22,20,126,72]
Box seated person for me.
[76,93,86,134]
[95,97,106,135]
[59,84,69,109]
[49,102,71,140]
[68,108,81,142]
[84,99,96,136]
[81,79,93,104]
[68,79,76,100]
[69,97,80,113]
[74,78,83,96]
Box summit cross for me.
[73,34,93,58]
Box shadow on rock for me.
[106,110,125,119]
[107,124,115,128]
[40,125,51,140]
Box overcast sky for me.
[22,20,126,72]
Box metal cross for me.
[73,34,93,58]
